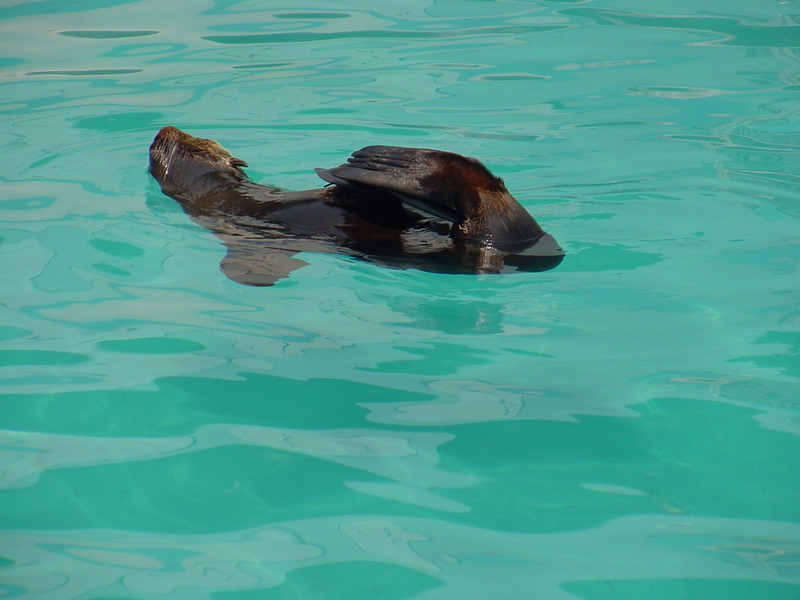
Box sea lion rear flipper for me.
[316,146,480,223]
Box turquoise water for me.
[1,0,800,598]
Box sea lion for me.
[148,126,563,286]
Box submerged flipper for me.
[219,241,309,286]
[193,223,311,286]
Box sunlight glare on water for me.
[1,0,800,599]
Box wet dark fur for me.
[148,126,563,286]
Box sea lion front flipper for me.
[218,237,309,287]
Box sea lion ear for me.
[230,157,249,168]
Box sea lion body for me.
[148,126,563,286]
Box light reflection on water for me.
[1,0,800,598]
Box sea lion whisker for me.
[163,140,179,176]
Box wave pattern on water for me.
[1,0,800,599]
[2,516,799,599]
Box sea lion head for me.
[148,126,249,199]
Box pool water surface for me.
[1,0,799,599]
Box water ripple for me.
[561,8,800,47]
[203,24,570,45]
[1,515,798,599]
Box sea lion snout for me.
[148,127,249,195]
[148,126,182,183]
